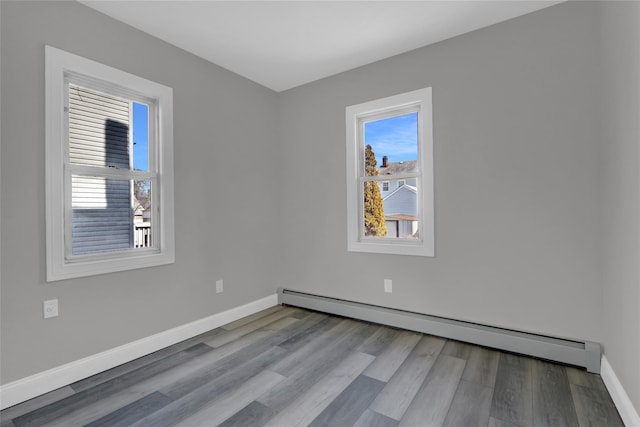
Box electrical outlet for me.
[43,299,59,319]
[216,279,224,293]
[384,279,392,293]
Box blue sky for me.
[132,102,148,171]
[364,112,418,166]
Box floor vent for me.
[278,288,601,373]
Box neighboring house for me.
[133,197,152,248]
[382,185,419,238]
[69,86,133,254]
[377,156,417,198]
[377,156,418,238]
[143,206,152,223]
[133,199,145,223]
[133,197,151,224]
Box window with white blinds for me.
[46,46,174,281]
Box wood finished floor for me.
[1,306,624,427]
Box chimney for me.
[382,156,388,168]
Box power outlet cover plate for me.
[43,299,59,319]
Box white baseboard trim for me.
[0,293,278,410]
[601,355,640,427]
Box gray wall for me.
[278,2,603,343]
[0,1,279,383]
[599,2,640,410]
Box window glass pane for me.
[71,175,132,254]
[361,112,420,241]
[364,112,418,178]
[363,181,387,237]
[380,178,419,239]
[132,102,149,172]
[364,178,420,240]
[133,180,152,248]
[68,84,130,169]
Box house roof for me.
[382,184,417,201]
[379,160,417,176]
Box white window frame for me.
[346,88,434,256]
[45,46,175,281]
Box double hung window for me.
[46,46,174,281]
[345,88,434,256]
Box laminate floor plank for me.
[363,330,422,382]
[268,318,358,374]
[174,370,286,427]
[83,391,172,427]
[308,374,386,427]
[257,321,376,412]
[205,307,302,348]
[289,309,311,319]
[441,339,473,359]
[221,306,286,331]
[398,354,466,427]
[11,343,212,427]
[217,401,276,427]
[490,353,534,427]
[369,335,446,420]
[276,314,340,351]
[128,346,288,427]
[462,346,500,387]
[565,366,609,393]
[570,383,624,427]
[356,325,400,356]
[353,409,399,427]
[488,415,523,427]
[442,379,493,427]
[532,359,579,427]
[262,351,375,427]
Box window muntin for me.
[346,88,434,256]
[46,46,174,281]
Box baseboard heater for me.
[278,288,601,373]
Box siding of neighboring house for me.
[69,84,133,254]
[379,177,416,198]
[382,185,417,217]
[382,185,418,238]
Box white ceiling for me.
[79,1,561,92]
